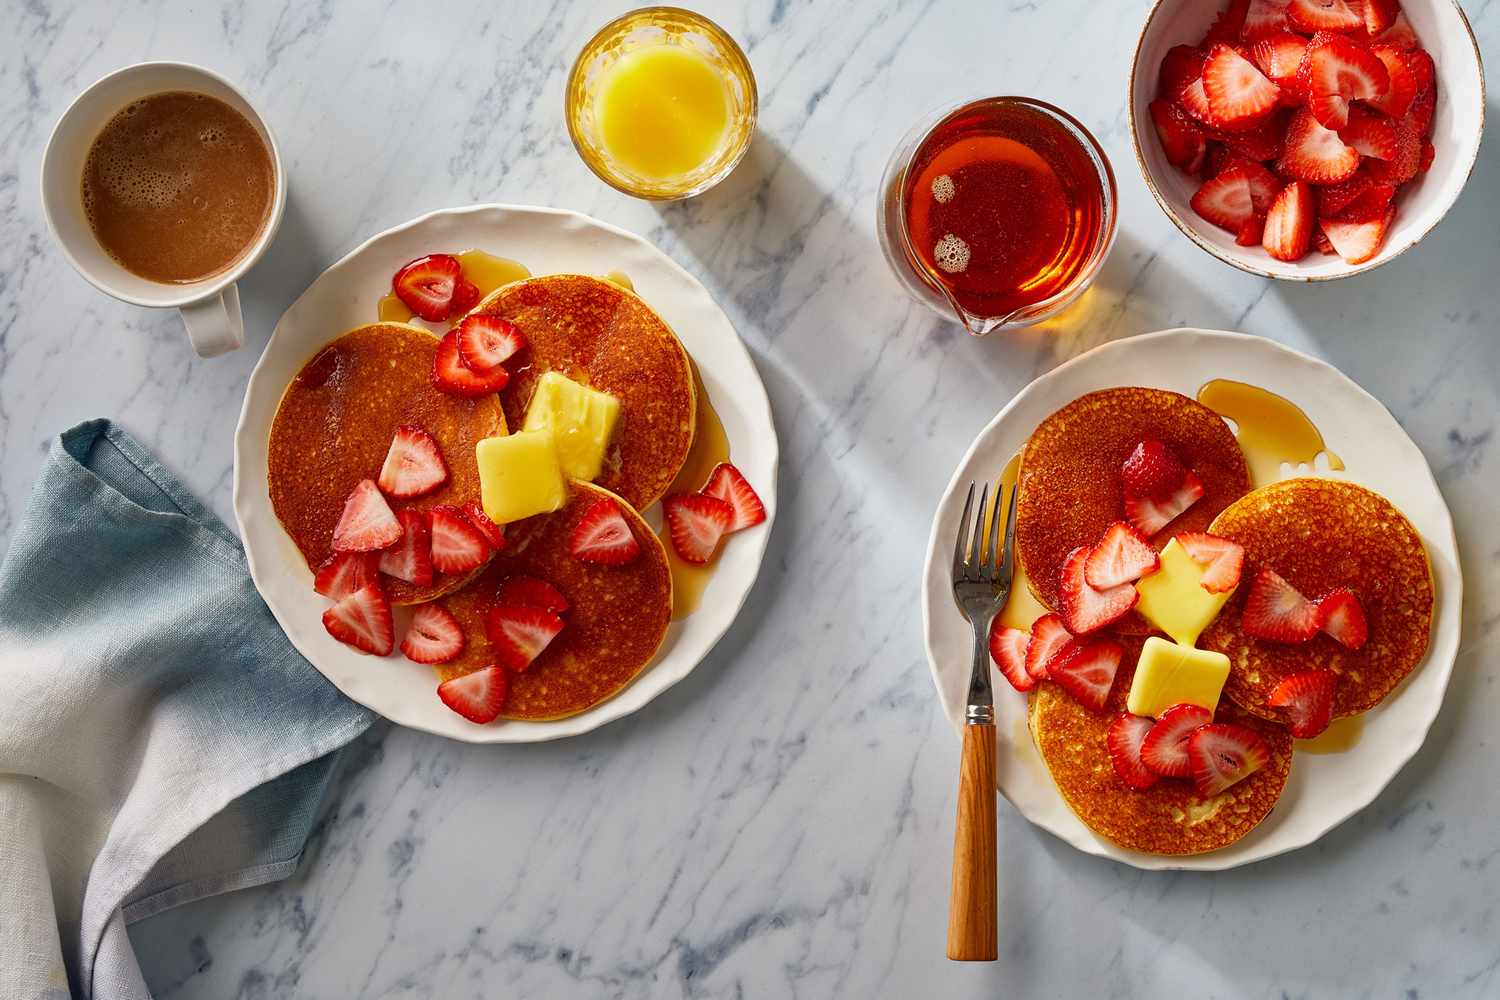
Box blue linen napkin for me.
[0,420,374,999]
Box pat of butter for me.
[1127,636,1231,718]
[1135,539,1236,647]
[521,371,621,482]
[476,429,567,525]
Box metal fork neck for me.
[964,613,996,720]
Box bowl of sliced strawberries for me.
[1131,0,1484,278]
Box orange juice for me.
[596,45,730,181]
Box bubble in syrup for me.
[931,173,955,204]
[933,233,970,274]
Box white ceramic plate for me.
[234,205,777,743]
[920,329,1460,870]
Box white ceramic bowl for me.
[1129,0,1485,280]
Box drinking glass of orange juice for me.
[566,7,756,200]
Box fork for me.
[946,481,1016,962]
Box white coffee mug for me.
[40,62,286,358]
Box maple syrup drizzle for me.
[1197,379,1345,488]
[993,451,1047,631]
[1295,714,1363,754]
[659,359,730,620]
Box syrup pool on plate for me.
[659,360,730,620]
[1197,379,1344,487]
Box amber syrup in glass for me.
[903,101,1106,319]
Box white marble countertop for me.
[3,0,1499,996]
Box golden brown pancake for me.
[1016,387,1251,625]
[1028,649,1293,856]
[1201,478,1434,720]
[436,481,673,720]
[268,322,504,604]
[471,274,695,511]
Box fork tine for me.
[952,482,975,581]
[984,480,1004,577]
[971,483,989,577]
[997,484,1019,581]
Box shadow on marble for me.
[234,187,326,352]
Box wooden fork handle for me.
[946,720,997,961]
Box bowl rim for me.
[1128,0,1487,282]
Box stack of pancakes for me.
[1014,387,1433,856]
[269,274,698,720]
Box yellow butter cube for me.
[1135,538,1236,647]
[476,429,567,525]
[1127,636,1231,718]
[521,371,621,482]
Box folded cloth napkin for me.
[0,420,373,1000]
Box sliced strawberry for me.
[461,500,505,550]
[448,277,481,318]
[1178,77,1217,127]
[1362,0,1400,36]
[1339,106,1398,159]
[1328,181,1396,222]
[1204,0,1250,44]
[1122,439,1189,500]
[455,314,526,374]
[568,497,642,566]
[1048,637,1124,713]
[1150,100,1208,170]
[1287,0,1364,33]
[1321,205,1393,263]
[1406,83,1435,138]
[1419,140,1435,173]
[322,582,394,655]
[1203,140,1233,179]
[1251,32,1310,102]
[331,479,403,552]
[484,604,564,672]
[314,551,378,600]
[1307,33,1390,130]
[1159,45,1207,102]
[1085,521,1160,589]
[1188,723,1270,796]
[1366,44,1417,118]
[1315,228,1337,254]
[400,603,465,664]
[428,504,492,574]
[1316,587,1368,649]
[1203,43,1282,125]
[1374,11,1419,49]
[1365,113,1421,183]
[1215,156,1285,211]
[1140,703,1214,777]
[1262,179,1317,261]
[1278,106,1361,183]
[1237,213,1267,246]
[378,509,433,587]
[1125,472,1205,537]
[1242,567,1321,641]
[1217,113,1289,161]
[392,254,462,323]
[1267,669,1337,737]
[664,492,733,565]
[989,623,1035,693]
[495,575,570,615]
[1059,546,1138,635]
[1241,0,1291,40]
[703,462,767,532]
[1318,169,1373,216]
[377,425,448,499]
[1192,169,1257,232]
[1107,713,1160,790]
[437,666,507,724]
[1176,532,1246,592]
[432,329,510,397]
[1026,613,1074,681]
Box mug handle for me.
[179,284,244,357]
